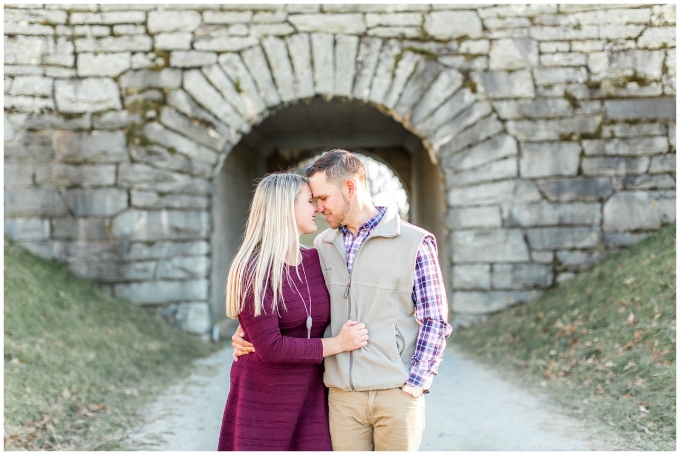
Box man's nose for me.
[314,201,323,213]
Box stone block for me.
[394,59,440,117]
[4,95,55,112]
[127,241,210,260]
[9,76,53,96]
[600,25,645,40]
[445,206,502,229]
[649,154,676,173]
[251,23,295,36]
[77,52,130,77]
[540,52,588,67]
[537,177,613,202]
[556,250,603,271]
[604,98,675,120]
[93,110,142,129]
[170,51,217,67]
[533,67,587,85]
[452,229,530,263]
[175,302,212,334]
[532,251,553,263]
[452,264,491,290]
[604,50,666,79]
[519,142,581,178]
[52,217,110,241]
[64,188,128,216]
[4,66,44,77]
[5,188,69,218]
[166,88,238,141]
[478,4,557,18]
[445,135,519,173]
[53,130,128,164]
[453,290,542,313]
[4,164,34,187]
[131,190,210,210]
[286,5,320,13]
[262,36,297,103]
[193,36,259,52]
[581,156,650,176]
[142,122,219,166]
[603,191,675,232]
[493,98,573,120]
[182,69,247,131]
[4,218,50,241]
[35,164,117,187]
[425,11,482,40]
[242,45,281,107]
[439,115,506,157]
[19,240,67,262]
[334,34,359,97]
[415,87,475,136]
[75,35,153,52]
[129,145,213,179]
[602,122,667,139]
[54,77,122,113]
[529,25,599,41]
[471,70,535,99]
[4,8,68,25]
[289,14,367,34]
[74,25,111,37]
[199,65,250,123]
[157,256,210,279]
[4,131,55,164]
[112,209,210,241]
[311,33,334,95]
[447,158,517,187]
[526,227,602,249]
[4,36,51,66]
[368,26,421,38]
[352,37,382,101]
[218,52,268,118]
[506,116,601,141]
[604,232,650,247]
[483,17,532,29]
[503,203,602,227]
[68,261,157,283]
[368,38,401,105]
[621,174,676,190]
[70,11,147,25]
[460,40,490,55]
[118,163,211,195]
[638,27,675,49]
[431,102,493,147]
[492,264,553,289]
[147,10,201,33]
[539,41,571,53]
[582,137,669,156]
[114,280,209,304]
[365,12,422,27]
[410,69,464,127]
[113,24,146,35]
[155,32,193,50]
[287,33,315,99]
[203,11,252,23]
[489,39,538,70]
[159,107,227,152]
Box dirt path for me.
[124,346,606,450]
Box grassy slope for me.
[4,237,225,450]
[452,223,676,450]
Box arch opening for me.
[210,97,448,320]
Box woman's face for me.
[294,183,318,235]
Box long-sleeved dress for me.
[217,248,332,451]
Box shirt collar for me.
[341,206,387,236]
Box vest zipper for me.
[345,272,355,391]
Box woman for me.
[217,173,368,451]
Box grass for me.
[4,237,227,450]
[452,223,676,451]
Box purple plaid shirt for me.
[341,207,453,390]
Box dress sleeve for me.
[239,289,324,364]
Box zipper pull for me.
[343,275,351,299]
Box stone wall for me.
[4,3,676,335]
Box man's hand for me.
[231,325,255,362]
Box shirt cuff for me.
[406,366,434,390]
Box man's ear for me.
[344,179,356,197]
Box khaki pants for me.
[328,387,425,451]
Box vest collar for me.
[322,205,401,243]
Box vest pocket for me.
[395,324,405,355]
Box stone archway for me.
[209,96,448,320]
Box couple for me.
[218,150,452,451]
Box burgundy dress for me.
[217,248,332,451]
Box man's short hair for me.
[305,149,367,188]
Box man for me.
[233,149,452,450]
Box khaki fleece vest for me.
[314,206,430,391]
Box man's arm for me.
[406,235,453,390]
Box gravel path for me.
[125,346,604,451]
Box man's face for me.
[308,173,350,229]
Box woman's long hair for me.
[226,173,307,318]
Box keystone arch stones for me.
[3,3,676,336]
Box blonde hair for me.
[226,173,307,318]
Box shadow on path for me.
[125,346,604,450]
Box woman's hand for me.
[231,325,255,362]
[335,320,369,352]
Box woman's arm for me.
[238,293,367,364]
